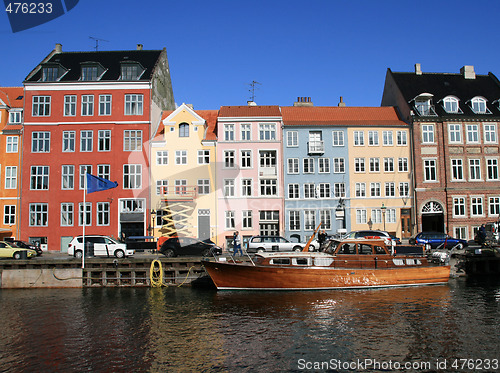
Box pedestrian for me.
[477,224,487,246]
[233,231,243,256]
[317,230,327,251]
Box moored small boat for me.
[202,238,450,290]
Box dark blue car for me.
[409,232,468,249]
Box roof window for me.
[441,96,463,114]
[469,96,491,114]
[120,62,145,80]
[80,62,106,81]
[41,64,67,82]
[412,93,437,116]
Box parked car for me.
[159,237,222,257]
[4,238,42,256]
[0,241,36,259]
[343,230,399,245]
[247,236,305,253]
[124,236,157,252]
[409,232,468,249]
[68,235,134,258]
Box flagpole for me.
[82,170,86,269]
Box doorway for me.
[421,201,444,232]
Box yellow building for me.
[347,108,413,238]
[0,87,23,240]
[150,104,218,240]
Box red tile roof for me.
[197,110,218,141]
[281,106,406,126]
[0,87,24,108]
[219,105,281,117]
[156,109,219,141]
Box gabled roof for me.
[156,107,218,141]
[0,87,24,108]
[25,49,164,83]
[281,106,405,126]
[387,69,500,117]
[218,105,281,118]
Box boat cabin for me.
[250,238,428,269]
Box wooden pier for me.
[0,256,209,288]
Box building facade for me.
[345,108,412,237]
[281,104,350,242]
[0,87,24,240]
[382,64,500,240]
[216,105,284,249]
[21,44,174,251]
[150,104,218,241]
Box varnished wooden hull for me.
[202,260,451,290]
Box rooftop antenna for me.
[89,36,109,51]
[248,80,261,102]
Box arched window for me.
[442,96,461,113]
[179,123,189,137]
[421,201,443,214]
[470,97,490,114]
[413,93,437,116]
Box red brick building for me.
[21,44,175,251]
[382,64,500,240]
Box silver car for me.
[247,236,305,253]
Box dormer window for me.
[470,96,491,114]
[40,63,67,82]
[8,110,22,124]
[82,66,98,81]
[120,62,145,80]
[413,93,437,116]
[42,67,58,81]
[442,96,462,114]
[80,62,106,81]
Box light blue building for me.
[281,103,350,244]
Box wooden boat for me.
[202,238,450,290]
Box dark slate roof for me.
[25,49,163,82]
[389,69,500,118]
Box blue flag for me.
[86,173,118,194]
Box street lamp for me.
[381,203,386,231]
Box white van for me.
[68,235,134,258]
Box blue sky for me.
[1,0,499,109]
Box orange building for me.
[0,87,23,240]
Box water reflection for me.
[0,279,498,372]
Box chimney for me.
[461,65,476,79]
[338,96,346,107]
[415,63,422,75]
[293,97,314,107]
[137,44,143,51]
[247,101,257,106]
[55,43,62,53]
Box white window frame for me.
[484,123,497,144]
[332,131,344,146]
[123,164,142,189]
[448,123,462,144]
[99,94,112,116]
[6,136,18,153]
[286,131,298,147]
[64,95,76,116]
[81,95,94,116]
[124,94,143,115]
[5,166,17,189]
[61,165,74,190]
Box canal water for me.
[0,278,499,372]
